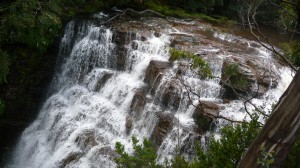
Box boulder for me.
[192,101,220,132]
[220,57,279,99]
[97,146,117,160]
[125,116,133,134]
[144,60,171,93]
[94,72,113,92]
[161,79,182,110]
[113,30,137,70]
[129,90,147,115]
[58,152,82,168]
[170,34,201,53]
[74,131,98,152]
[150,112,174,149]
[246,59,279,88]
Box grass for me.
[145,0,220,22]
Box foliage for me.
[1,0,62,52]
[196,117,261,168]
[280,41,300,66]
[145,0,219,22]
[115,118,261,168]
[115,137,160,168]
[0,50,10,84]
[257,146,275,168]
[277,1,297,32]
[169,48,213,78]
[223,63,249,89]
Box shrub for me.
[115,137,161,168]
[196,118,261,168]
[280,41,300,66]
[115,118,261,168]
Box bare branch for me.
[105,8,167,24]
[268,0,297,19]
[176,75,245,124]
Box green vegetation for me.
[169,48,213,78]
[115,137,160,168]
[195,118,261,168]
[281,41,300,66]
[223,63,249,89]
[257,146,275,168]
[145,1,219,22]
[2,0,62,52]
[115,118,261,168]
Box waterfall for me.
[6,16,171,168]
[6,13,293,168]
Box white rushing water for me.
[6,15,294,168]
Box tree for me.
[238,69,300,168]
[236,0,300,166]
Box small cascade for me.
[6,13,294,168]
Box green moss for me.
[169,48,213,78]
[223,63,249,89]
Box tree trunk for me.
[238,69,300,168]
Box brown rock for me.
[75,131,98,152]
[220,57,280,99]
[113,30,137,70]
[192,101,220,132]
[144,60,171,93]
[161,79,182,110]
[130,90,147,114]
[246,59,279,88]
[58,152,81,168]
[150,112,174,149]
[125,117,133,134]
[94,72,113,92]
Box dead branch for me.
[105,8,167,24]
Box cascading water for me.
[6,13,294,168]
